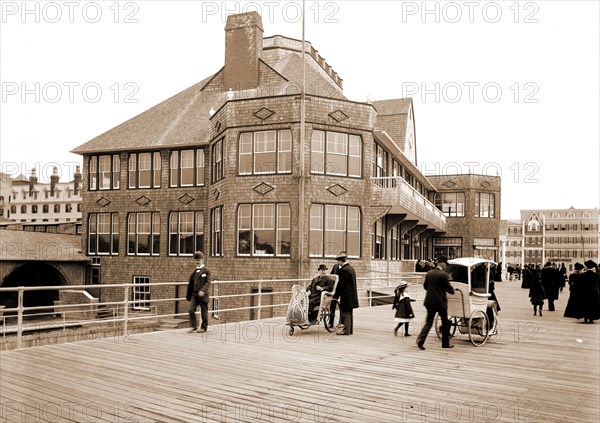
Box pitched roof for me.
[72,38,347,155]
[373,98,413,150]
[0,230,88,262]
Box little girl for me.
[392,281,415,336]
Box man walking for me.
[186,251,212,333]
[332,251,359,335]
[416,256,455,350]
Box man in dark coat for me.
[332,251,359,335]
[416,256,455,349]
[541,262,561,311]
[186,251,212,333]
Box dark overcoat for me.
[334,263,359,311]
[186,265,212,303]
[422,268,455,309]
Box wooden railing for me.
[0,274,423,350]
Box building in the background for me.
[499,219,523,271]
[1,166,83,233]
[520,207,599,271]
[427,174,501,261]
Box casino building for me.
[72,12,499,316]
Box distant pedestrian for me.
[541,262,562,311]
[564,262,586,320]
[529,274,546,317]
[580,260,600,323]
[186,251,212,333]
[392,281,415,336]
[416,256,455,350]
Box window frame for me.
[168,211,205,256]
[127,212,160,256]
[237,203,291,257]
[128,152,162,189]
[238,129,292,176]
[311,129,362,178]
[88,212,119,255]
[309,203,361,258]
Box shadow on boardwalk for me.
[0,281,598,422]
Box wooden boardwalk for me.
[1,281,598,422]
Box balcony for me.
[372,176,446,231]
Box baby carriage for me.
[286,275,340,335]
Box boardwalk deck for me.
[1,281,598,422]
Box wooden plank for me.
[1,281,598,422]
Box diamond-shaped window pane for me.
[178,194,195,205]
[96,197,111,207]
[327,184,347,197]
[253,182,275,195]
[328,110,349,122]
[135,196,151,206]
[254,108,275,120]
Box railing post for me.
[17,287,24,349]
[123,285,129,338]
[257,281,262,321]
[368,278,373,307]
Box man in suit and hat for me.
[186,251,212,333]
[307,264,336,323]
[332,251,359,335]
[416,255,455,349]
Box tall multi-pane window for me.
[311,130,362,178]
[89,154,120,190]
[237,203,291,256]
[170,149,205,187]
[475,193,495,218]
[88,213,119,255]
[128,152,161,189]
[127,212,160,255]
[309,204,361,257]
[373,217,385,259]
[435,192,465,217]
[169,211,204,255]
[238,129,292,175]
[212,139,224,183]
[210,207,223,256]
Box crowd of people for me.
[185,250,600,342]
[520,260,600,323]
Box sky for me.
[1,0,599,220]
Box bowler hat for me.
[584,260,597,269]
[335,251,348,260]
[574,262,584,270]
[193,251,204,260]
[436,256,448,264]
[318,264,328,271]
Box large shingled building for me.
[71,12,499,317]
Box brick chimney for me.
[73,165,82,196]
[224,12,263,91]
[29,168,38,195]
[50,166,59,196]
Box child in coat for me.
[392,281,415,336]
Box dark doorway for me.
[0,263,66,313]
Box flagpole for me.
[298,0,306,278]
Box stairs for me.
[157,317,190,331]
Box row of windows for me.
[88,129,364,191]
[88,204,362,258]
[12,189,78,200]
[10,204,79,214]
[524,250,592,259]
[434,192,496,218]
